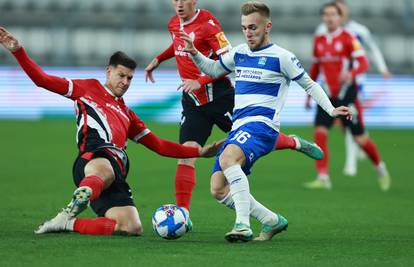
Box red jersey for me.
[310,28,369,99]
[157,9,232,106]
[12,48,202,160]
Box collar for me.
[103,85,119,101]
[181,9,200,26]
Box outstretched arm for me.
[138,132,220,158]
[296,73,352,120]
[0,27,70,96]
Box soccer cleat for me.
[343,165,357,177]
[224,223,253,243]
[303,174,332,190]
[35,209,72,234]
[376,162,391,191]
[254,214,288,241]
[185,216,193,233]
[65,186,92,217]
[291,135,324,160]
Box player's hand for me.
[339,71,353,84]
[180,30,198,56]
[199,139,225,158]
[144,58,159,83]
[381,70,392,79]
[177,79,201,93]
[0,27,21,52]
[305,95,312,110]
[332,106,352,121]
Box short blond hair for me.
[241,1,270,19]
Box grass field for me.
[0,120,413,267]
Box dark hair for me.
[108,51,137,70]
[241,1,270,19]
[320,2,343,16]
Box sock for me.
[360,138,381,166]
[344,129,358,171]
[174,164,196,211]
[219,192,277,225]
[79,175,105,201]
[223,165,251,227]
[73,217,116,235]
[315,129,329,175]
[274,133,296,150]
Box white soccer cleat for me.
[343,165,357,177]
[35,210,72,234]
[376,162,391,191]
[303,174,332,190]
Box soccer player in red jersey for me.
[144,0,324,224]
[303,3,391,191]
[0,27,221,236]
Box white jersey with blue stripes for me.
[219,43,305,132]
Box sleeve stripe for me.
[219,56,232,73]
[352,50,366,58]
[133,129,151,142]
[64,78,74,98]
[292,71,306,81]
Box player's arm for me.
[296,73,350,119]
[341,37,370,84]
[359,27,391,77]
[306,38,321,109]
[144,43,175,83]
[128,110,220,158]
[0,27,71,96]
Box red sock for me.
[360,139,381,166]
[79,175,105,201]
[73,217,116,235]
[175,164,195,211]
[274,132,296,150]
[315,129,329,174]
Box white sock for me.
[219,192,277,226]
[344,129,358,171]
[223,165,251,227]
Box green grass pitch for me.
[0,120,413,267]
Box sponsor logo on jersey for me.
[208,19,216,27]
[335,42,343,52]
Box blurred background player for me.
[303,2,391,191]
[143,0,323,226]
[181,1,351,242]
[0,26,220,236]
[313,0,392,177]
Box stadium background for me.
[0,1,413,266]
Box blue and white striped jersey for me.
[219,43,305,132]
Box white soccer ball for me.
[152,204,187,240]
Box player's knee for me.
[116,221,143,236]
[353,134,368,146]
[219,153,237,170]
[210,186,227,200]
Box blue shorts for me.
[212,122,279,176]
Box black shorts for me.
[72,146,134,217]
[315,84,365,135]
[179,93,234,146]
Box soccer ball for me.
[152,204,187,240]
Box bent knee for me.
[210,185,228,201]
[116,222,143,236]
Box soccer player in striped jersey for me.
[144,0,323,229]
[0,27,221,236]
[180,1,351,242]
[313,0,391,177]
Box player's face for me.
[172,0,197,22]
[241,12,272,50]
[106,65,134,97]
[322,6,342,32]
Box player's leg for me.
[175,105,213,230]
[343,128,359,176]
[274,133,324,160]
[347,110,391,191]
[304,105,335,189]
